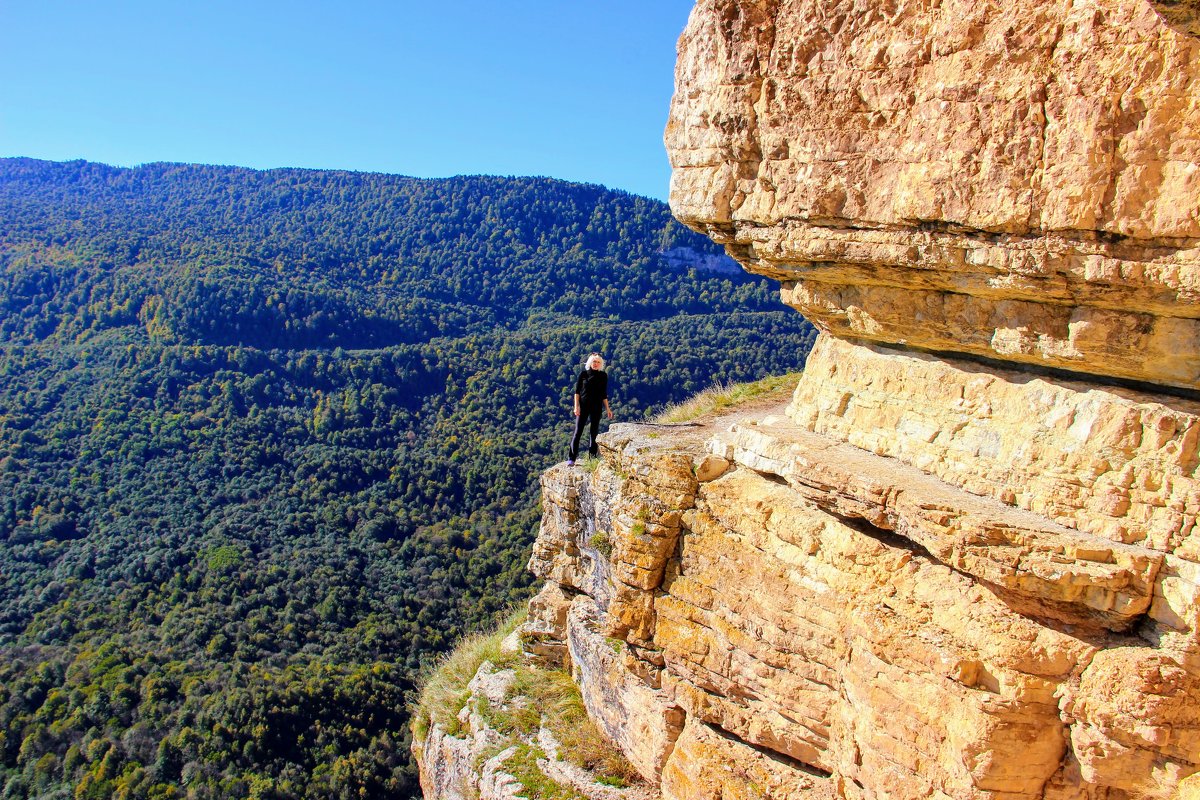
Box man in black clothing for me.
[569,353,613,464]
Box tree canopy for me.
[0,158,816,799]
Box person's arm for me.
[574,392,581,417]
[603,373,612,419]
[574,372,583,417]
[604,398,612,420]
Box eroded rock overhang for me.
[666,0,1200,391]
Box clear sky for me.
[0,1,696,200]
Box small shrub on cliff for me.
[588,530,613,557]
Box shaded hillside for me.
[0,159,815,799]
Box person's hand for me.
[574,407,580,417]
[607,408,613,420]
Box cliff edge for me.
[415,1,1199,797]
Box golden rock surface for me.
[790,335,1200,558]
[518,406,1197,799]
[419,1,1200,797]
[666,0,1200,389]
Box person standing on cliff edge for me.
[568,353,613,465]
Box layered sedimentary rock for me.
[417,0,1200,797]
[666,0,1200,390]
[520,385,1197,798]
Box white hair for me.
[586,353,605,370]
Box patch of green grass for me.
[411,607,526,741]
[413,607,641,794]
[654,372,801,424]
[524,671,638,786]
[588,530,613,558]
[502,744,588,800]
[476,693,542,738]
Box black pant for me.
[569,406,603,460]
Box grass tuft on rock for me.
[501,744,589,800]
[654,372,801,423]
[411,608,525,741]
[588,530,613,557]
[411,607,641,794]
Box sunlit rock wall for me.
[666,0,1200,390]
[420,1,1200,798]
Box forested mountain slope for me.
[0,158,814,799]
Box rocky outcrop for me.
[411,628,654,800]
[414,663,524,800]
[666,0,1200,390]
[787,336,1200,554]
[710,410,1165,630]
[521,385,1197,799]
[417,0,1199,797]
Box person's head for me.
[586,353,605,371]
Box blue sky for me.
[0,1,696,200]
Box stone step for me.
[709,416,1164,631]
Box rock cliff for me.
[667,0,1200,391]
[415,0,1199,797]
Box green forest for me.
[0,158,816,799]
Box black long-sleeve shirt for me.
[575,369,608,410]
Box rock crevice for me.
[710,412,1165,630]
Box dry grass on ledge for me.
[653,371,801,424]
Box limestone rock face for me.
[709,411,1165,630]
[666,0,1200,389]
[660,719,836,800]
[566,597,685,780]
[420,1,1200,798]
[413,665,526,800]
[788,336,1200,555]
[517,400,1197,799]
[635,5,1200,787]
